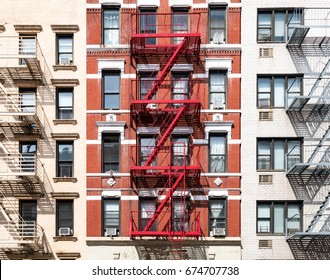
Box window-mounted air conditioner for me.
[213,98,225,110]
[213,227,226,237]
[105,227,117,237]
[59,57,72,65]
[146,103,157,109]
[59,227,72,236]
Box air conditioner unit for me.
[105,227,117,237]
[146,103,157,109]
[59,227,72,236]
[213,227,226,237]
[59,57,72,65]
[213,98,225,110]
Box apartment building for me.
[86,0,241,260]
[242,1,330,259]
[0,0,86,259]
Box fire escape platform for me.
[131,166,201,189]
[131,34,203,73]
[287,233,330,259]
[287,162,330,176]
[287,96,330,113]
[130,230,200,238]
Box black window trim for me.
[256,137,303,171]
[256,201,303,235]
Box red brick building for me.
[86,0,241,260]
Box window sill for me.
[53,177,77,183]
[53,236,78,242]
[53,65,77,71]
[53,119,77,125]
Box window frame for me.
[209,133,227,173]
[139,197,157,231]
[102,133,120,173]
[209,6,226,44]
[56,34,73,65]
[56,87,73,119]
[172,7,190,44]
[257,201,303,235]
[102,7,120,45]
[209,198,227,236]
[102,71,120,110]
[257,75,303,108]
[257,138,302,171]
[139,135,156,167]
[209,70,227,109]
[257,9,298,43]
[19,34,36,65]
[56,199,74,236]
[102,198,120,236]
[139,7,157,45]
[56,141,74,177]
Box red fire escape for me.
[129,12,204,239]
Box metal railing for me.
[286,144,330,172]
[286,213,330,238]
[287,8,330,43]
[0,153,43,180]
[131,12,201,37]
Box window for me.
[171,135,190,166]
[56,88,73,119]
[57,142,73,177]
[140,198,156,231]
[209,134,226,173]
[257,201,302,234]
[19,200,37,236]
[257,10,301,42]
[103,71,120,109]
[56,200,73,236]
[139,136,156,166]
[257,76,302,108]
[209,198,226,235]
[172,8,189,44]
[20,141,37,173]
[209,71,226,109]
[172,199,190,232]
[257,138,301,171]
[19,35,36,65]
[139,72,157,100]
[103,198,120,236]
[172,72,190,104]
[19,88,36,113]
[57,34,73,65]
[209,6,226,44]
[102,134,120,172]
[103,8,120,45]
[140,8,157,45]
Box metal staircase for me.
[129,12,204,243]
[286,8,330,259]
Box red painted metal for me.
[143,106,185,166]
[129,12,204,240]
[143,38,187,101]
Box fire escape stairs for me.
[307,192,330,232]
[143,38,187,101]
[142,173,184,232]
[307,125,330,164]
[143,106,186,167]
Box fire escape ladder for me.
[144,38,187,101]
[144,106,186,167]
[143,173,184,232]
[307,192,330,232]
[307,126,330,163]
